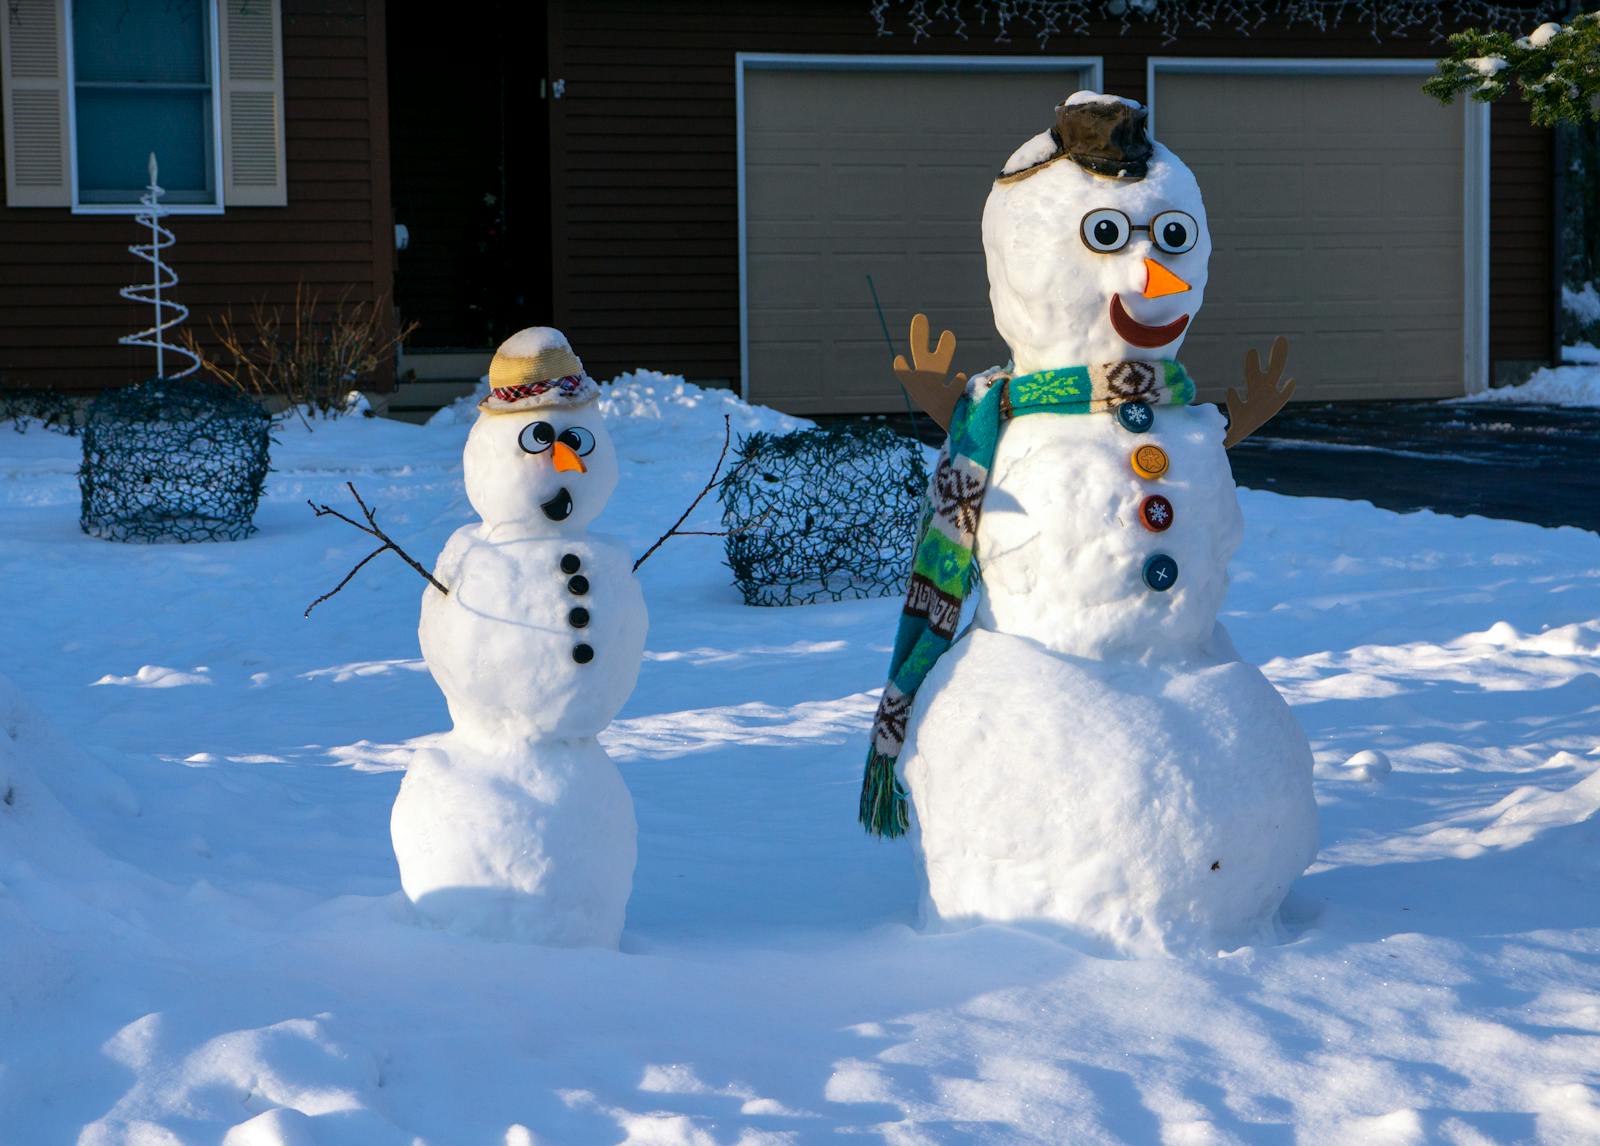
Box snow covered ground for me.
[1458,362,1600,408]
[2,376,1598,1145]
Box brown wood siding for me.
[549,0,1554,392]
[0,0,393,394]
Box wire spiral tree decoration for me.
[119,153,201,381]
[78,152,270,543]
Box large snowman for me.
[392,328,646,947]
[862,94,1318,955]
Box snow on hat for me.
[997,91,1153,184]
[479,327,600,414]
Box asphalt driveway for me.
[1227,400,1597,533]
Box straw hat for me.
[479,327,600,414]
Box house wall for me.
[0,0,392,394]
[547,0,1555,391]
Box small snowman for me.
[862,94,1317,955]
[392,328,646,947]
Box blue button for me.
[1142,553,1179,592]
[1117,401,1154,433]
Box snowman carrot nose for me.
[1143,258,1191,300]
[551,440,587,474]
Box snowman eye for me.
[558,426,596,456]
[1151,210,1199,255]
[1080,208,1132,253]
[518,421,555,454]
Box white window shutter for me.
[1,0,70,207]
[218,0,286,207]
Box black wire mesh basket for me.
[1,387,81,435]
[79,377,271,543]
[720,424,929,607]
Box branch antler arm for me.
[1223,335,1296,450]
[893,313,967,432]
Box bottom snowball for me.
[900,627,1318,955]
[391,734,636,947]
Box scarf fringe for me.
[859,748,909,838]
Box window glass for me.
[72,0,216,205]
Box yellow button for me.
[1131,443,1169,480]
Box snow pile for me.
[598,368,808,439]
[429,369,807,442]
[495,325,577,360]
[0,673,144,1020]
[1520,20,1564,48]
[1457,363,1600,407]
[1563,281,1600,327]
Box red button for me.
[1140,494,1174,532]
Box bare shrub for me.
[185,284,417,418]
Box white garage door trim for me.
[735,52,1105,402]
[1148,57,1491,396]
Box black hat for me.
[998,95,1153,184]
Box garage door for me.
[1152,71,1470,402]
[743,62,1095,415]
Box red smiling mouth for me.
[1110,294,1190,349]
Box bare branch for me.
[304,481,448,617]
[633,415,739,572]
[304,544,387,618]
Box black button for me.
[572,643,594,664]
[560,553,582,575]
[1142,553,1179,592]
[567,575,589,595]
[1117,401,1154,434]
[568,606,590,628]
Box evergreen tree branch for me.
[1426,12,1600,126]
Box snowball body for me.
[392,736,636,946]
[420,530,645,742]
[898,99,1316,953]
[393,403,645,948]
[983,139,1210,373]
[974,403,1239,660]
[902,629,1319,954]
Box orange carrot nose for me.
[551,440,587,474]
[1143,258,1191,299]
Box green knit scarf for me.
[859,358,1196,837]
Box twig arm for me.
[304,481,448,617]
[633,415,734,572]
[304,545,387,618]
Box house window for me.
[69,0,221,209]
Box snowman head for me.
[982,93,1211,374]
[462,328,620,532]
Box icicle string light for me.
[869,0,1560,47]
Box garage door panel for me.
[746,163,823,221]
[744,64,1092,414]
[754,341,824,401]
[829,164,911,219]
[1223,163,1305,217]
[1309,167,1384,218]
[1155,70,1466,402]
